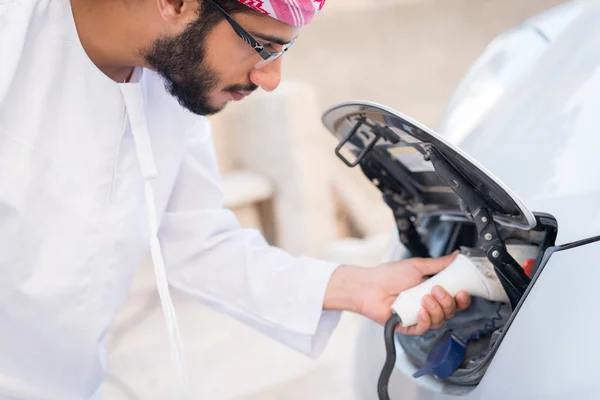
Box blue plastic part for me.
[413,331,466,379]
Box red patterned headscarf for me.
[237,0,326,27]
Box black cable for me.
[378,313,402,400]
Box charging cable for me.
[377,313,402,400]
[377,303,504,400]
[377,313,467,400]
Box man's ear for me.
[156,0,198,24]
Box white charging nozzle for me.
[391,254,510,327]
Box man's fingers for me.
[413,250,460,276]
[456,291,471,311]
[432,286,457,320]
[394,290,472,336]
[397,309,430,335]
[422,294,445,329]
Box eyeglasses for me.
[204,0,296,69]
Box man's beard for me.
[142,18,256,116]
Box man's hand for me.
[324,251,471,336]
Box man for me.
[0,0,471,398]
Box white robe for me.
[0,0,341,398]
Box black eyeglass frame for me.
[204,0,296,68]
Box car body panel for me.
[349,1,600,399]
[457,1,600,246]
[526,0,585,41]
[439,1,585,145]
[470,239,600,400]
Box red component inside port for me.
[521,259,536,278]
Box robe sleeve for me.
[0,0,26,104]
[158,117,343,358]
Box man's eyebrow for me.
[249,32,294,46]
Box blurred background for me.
[101,0,565,398]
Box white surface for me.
[221,170,274,209]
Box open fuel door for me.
[321,101,538,309]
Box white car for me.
[321,1,600,399]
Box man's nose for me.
[249,58,282,92]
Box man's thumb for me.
[415,250,460,276]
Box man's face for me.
[143,5,299,116]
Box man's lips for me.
[229,91,252,101]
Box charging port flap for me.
[321,100,537,231]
